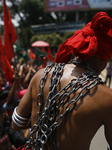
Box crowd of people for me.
[0,57,49,150]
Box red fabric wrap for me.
[54,12,112,63]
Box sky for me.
[0,1,20,27]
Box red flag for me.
[47,47,53,61]
[42,47,46,53]
[30,48,35,59]
[3,0,17,60]
[1,56,14,83]
[0,34,14,83]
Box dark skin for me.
[6,70,21,106]
[12,57,112,150]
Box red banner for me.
[0,34,14,83]
[47,47,53,61]
[3,0,17,60]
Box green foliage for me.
[20,0,42,26]
[18,0,55,27]
[0,6,2,14]
[14,43,29,62]
[31,32,74,48]
[62,32,74,41]
[0,25,4,35]
[18,27,34,49]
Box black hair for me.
[0,90,9,100]
[0,106,5,114]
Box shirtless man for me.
[12,12,112,150]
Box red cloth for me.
[3,0,17,60]
[47,46,53,61]
[42,47,46,53]
[0,34,14,83]
[18,89,27,98]
[54,12,112,63]
[1,56,14,83]
[30,48,35,59]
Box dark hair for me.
[0,90,9,100]
[0,106,5,114]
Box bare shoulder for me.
[30,68,45,87]
[97,84,112,104]
[95,84,112,118]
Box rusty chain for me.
[25,60,104,150]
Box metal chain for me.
[25,60,104,150]
[36,62,55,120]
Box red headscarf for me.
[54,12,112,63]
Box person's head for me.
[0,90,10,105]
[0,77,6,87]
[54,12,112,73]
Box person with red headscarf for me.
[54,11,112,64]
[12,12,112,150]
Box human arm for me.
[23,128,30,139]
[6,69,22,105]
[16,59,23,72]
[11,78,33,131]
[7,125,28,149]
[11,69,44,131]
[22,67,32,88]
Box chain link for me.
[25,60,104,150]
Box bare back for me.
[13,63,112,150]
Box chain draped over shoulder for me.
[25,61,104,150]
